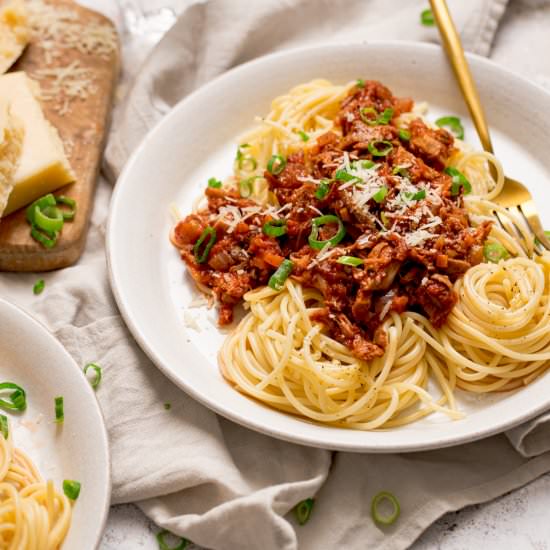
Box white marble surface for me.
[90,0,550,548]
[101,471,550,549]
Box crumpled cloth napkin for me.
[4,0,550,548]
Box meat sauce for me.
[172,80,491,360]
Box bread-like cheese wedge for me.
[0,0,30,75]
[0,72,75,217]
[0,99,24,216]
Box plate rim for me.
[107,40,550,453]
[0,297,112,547]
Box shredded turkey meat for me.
[172,80,492,360]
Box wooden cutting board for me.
[0,0,119,272]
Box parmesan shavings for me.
[214,205,263,233]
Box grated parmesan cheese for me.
[183,310,201,331]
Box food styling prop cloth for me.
[4,0,550,548]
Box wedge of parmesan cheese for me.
[0,72,75,217]
[0,0,30,75]
[0,99,24,216]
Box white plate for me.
[0,298,111,548]
[107,42,550,453]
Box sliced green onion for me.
[156,530,189,550]
[421,8,435,26]
[164,402,172,410]
[33,279,45,295]
[34,205,64,232]
[377,107,394,125]
[55,396,64,423]
[0,382,27,412]
[308,215,346,250]
[398,128,411,141]
[30,225,58,249]
[484,242,510,263]
[392,166,409,178]
[380,212,389,227]
[56,196,77,220]
[207,178,222,189]
[371,491,400,525]
[294,498,314,525]
[268,259,293,291]
[193,227,217,264]
[238,156,257,171]
[26,194,56,225]
[263,219,288,238]
[360,106,378,125]
[238,178,253,198]
[315,179,331,200]
[267,155,287,175]
[445,167,472,195]
[63,480,81,500]
[368,140,393,157]
[0,414,8,439]
[337,256,364,267]
[359,160,375,169]
[435,116,464,140]
[403,189,426,201]
[298,130,309,142]
[83,363,102,390]
[356,79,365,89]
[372,186,388,203]
[334,170,359,183]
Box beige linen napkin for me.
[7,0,550,549]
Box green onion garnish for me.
[398,129,411,141]
[360,106,378,125]
[30,226,58,249]
[334,170,359,183]
[26,194,56,225]
[315,179,331,200]
[83,363,102,390]
[435,116,464,140]
[298,130,309,142]
[445,167,472,195]
[0,414,8,439]
[308,215,346,250]
[156,530,189,550]
[392,166,409,178]
[380,211,389,227]
[55,396,64,423]
[377,108,394,125]
[267,155,287,175]
[235,144,257,171]
[63,480,81,500]
[483,242,510,263]
[207,178,222,189]
[371,491,400,525]
[359,160,375,169]
[294,498,314,525]
[263,219,288,238]
[268,259,293,291]
[193,227,217,264]
[0,382,27,412]
[238,178,253,198]
[34,205,64,232]
[356,79,365,88]
[368,140,393,157]
[337,256,364,267]
[403,189,426,201]
[33,279,45,295]
[56,196,77,220]
[421,8,435,26]
[372,186,388,203]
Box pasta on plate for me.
[171,78,550,430]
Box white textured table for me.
[101,471,550,549]
[88,0,550,548]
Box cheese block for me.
[0,99,24,216]
[0,72,75,217]
[0,0,30,74]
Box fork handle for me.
[429,0,494,153]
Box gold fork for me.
[429,0,550,253]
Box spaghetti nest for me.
[0,429,71,549]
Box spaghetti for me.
[172,78,550,429]
[0,421,72,549]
